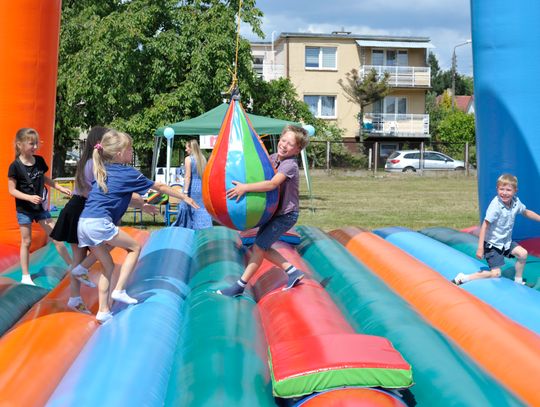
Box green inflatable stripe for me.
[165,227,275,407]
[296,226,525,407]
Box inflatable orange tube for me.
[0,1,62,249]
[331,227,540,406]
[0,228,149,405]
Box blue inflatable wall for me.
[471,0,540,240]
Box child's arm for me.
[152,182,200,209]
[7,177,42,205]
[226,173,287,202]
[476,219,489,259]
[44,176,72,196]
[129,193,160,215]
[183,157,191,194]
[523,209,540,222]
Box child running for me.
[453,173,540,285]
[77,129,198,323]
[8,128,72,285]
[218,125,309,297]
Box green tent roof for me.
[155,103,301,136]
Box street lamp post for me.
[452,40,472,110]
[271,30,277,77]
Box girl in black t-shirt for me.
[7,128,72,285]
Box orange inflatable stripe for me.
[332,227,540,406]
[0,228,149,405]
[301,388,405,406]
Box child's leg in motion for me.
[511,246,528,284]
[19,224,34,285]
[108,229,141,304]
[39,218,72,266]
[453,268,501,285]
[265,248,304,289]
[89,244,115,323]
[217,244,265,297]
[67,244,91,314]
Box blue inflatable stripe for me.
[374,227,540,335]
[140,227,194,258]
[46,231,193,406]
[372,226,410,239]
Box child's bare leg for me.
[467,268,501,281]
[108,230,140,304]
[39,218,72,266]
[265,247,305,289]
[69,243,85,297]
[512,246,528,282]
[19,224,32,278]
[89,245,114,318]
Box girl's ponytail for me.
[93,143,108,193]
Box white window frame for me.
[305,46,337,70]
[372,49,408,66]
[304,95,337,119]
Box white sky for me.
[244,0,473,75]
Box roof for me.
[356,39,434,49]
[436,95,474,113]
[155,103,301,136]
[279,32,431,43]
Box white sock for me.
[514,277,523,283]
[72,264,89,275]
[68,296,82,306]
[286,266,297,275]
[21,274,35,285]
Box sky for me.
[244,0,473,76]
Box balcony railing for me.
[360,65,431,87]
[253,63,285,81]
[363,113,430,138]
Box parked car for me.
[64,151,79,166]
[385,150,467,172]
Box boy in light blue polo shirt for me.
[454,174,540,285]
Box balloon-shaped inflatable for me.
[202,99,278,230]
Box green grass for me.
[52,171,479,233]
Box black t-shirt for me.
[8,155,48,214]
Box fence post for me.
[368,148,372,170]
[420,141,425,174]
[326,141,330,171]
[465,142,469,176]
[374,142,379,174]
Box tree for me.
[436,109,476,161]
[428,52,473,96]
[55,0,263,174]
[338,68,390,138]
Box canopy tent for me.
[155,103,300,136]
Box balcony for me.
[360,65,431,88]
[253,63,285,81]
[363,113,430,138]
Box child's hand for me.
[226,181,247,202]
[184,197,200,209]
[141,203,160,215]
[27,194,42,205]
[476,247,484,259]
[58,186,72,196]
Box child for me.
[50,126,156,313]
[77,129,198,323]
[7,128,72,285]
[218,125,309,297]
[453,173,540,285]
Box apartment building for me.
[251,32,433,163]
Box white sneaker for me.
[111,290,138,304]
[96,311,113,324]
[67,298,92,315]
[21,274,36,286]
[71,267,96,288]
[452,273,468,285]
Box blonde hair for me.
[14,128,39,158]
[93,129,132,193]
[74,126,109,195]
[186,139,206,177]
[497,173,518,189]
[281,125,309,150]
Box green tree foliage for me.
[338,68,390,128]
[55,0,263,173]
[436,109,476,162]
[428,52,473,96]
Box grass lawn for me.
[53,171,479,233]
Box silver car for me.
[385,150,466,172]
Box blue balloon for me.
[163,127,175,139]
[303,124,315,137]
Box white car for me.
[65,151,79,166]
[385,150,467,172]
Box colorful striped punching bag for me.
[202,99,278,231]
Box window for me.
[372,49,408,66]
[304,95,336,118]
[372,97,407,115]
[305,47,337,69]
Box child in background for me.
[218,125,309,297]
[453,173,540,285]
[78,129,198,323]
[8,128,72,285]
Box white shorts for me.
[78,217,119,248]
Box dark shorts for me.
[50,195,86,244]
[254,211,299,250]
[16,210,51,225]
[484,241,518,269]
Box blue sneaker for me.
[217,283,245,297]
[284,269,305,290]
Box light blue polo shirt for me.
[484,196,526,250]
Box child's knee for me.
[128,243,141,255]
[20,236,32,248]
[489,268,501,278]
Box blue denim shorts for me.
[254,211,299,250]
[484,241,518,269]
[16,210,51,225]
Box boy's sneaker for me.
[71,267,96,288]
[111,290,138,304]
[216,283,245,297]
[96,311,113,324]
[67,298,92,315]
[20,274,36,286]
[284,269,305,290]
[452,273,467,285]
[514,278,526,285]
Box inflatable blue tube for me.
[47,227,194,406]
[373,227,540,335]
[472,0,540,240]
